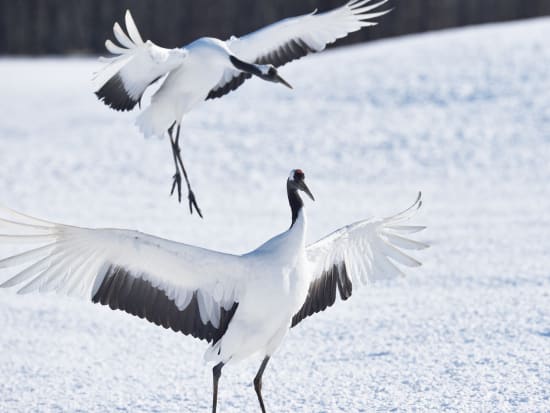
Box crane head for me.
[261,65,293,90]
[288,169,314,201]
[229,56,293,89]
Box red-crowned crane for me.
[94,1,392,216]
[0,170,427,412]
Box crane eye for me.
[268,67,276,76]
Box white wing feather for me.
[94,10,187,110]
[228,0,391,64]
[0,206,244,329]
[307,192,428,286]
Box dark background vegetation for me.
[1,0,549,55]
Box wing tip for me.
[354,4,394,22]
[351,0,392,13]
[347,0,372,8]
[113,21,122,33]
[388,191,423,219]
[0,204,57,228]
[124,9,144,45]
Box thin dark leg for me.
[168,123,203,217]
[212,362,224,413]
[168,123,182,203]
[253,356,270,413]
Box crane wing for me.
[206,0,390,100]
[0,206,245,344]
[292,193,428,327]
[94,10,188,112]
[231,0,390,66]
[206,70,253,101]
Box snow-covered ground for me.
[1,17,550,413]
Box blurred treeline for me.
[1,0,549,54]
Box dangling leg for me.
[212,362,224,413]
[253,356,270,413]
[173,124,202,217]
[168,123,182,202]
[168,122,203,217]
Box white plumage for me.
[0,169,427,412]
[95,0,391,133]
[93,0,392,214]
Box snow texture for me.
[1,17,550,413]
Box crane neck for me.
[287,183,304,228]
[229,55,262,76]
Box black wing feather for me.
[206,72,252,100]
[92,265,238,343]
[95,74,163,111]
[291,262,353,328]
[95,73,139,111]
[255,38,315,67]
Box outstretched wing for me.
[292,193,428,327]
[207,0,390,100]
[94,10,188,111]
[0,207,245,344]
[232,0,390,66]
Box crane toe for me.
[170,172,182,203]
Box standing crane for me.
[0,169,426,412]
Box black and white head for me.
[287,169,314,201]
[259,65,293,89]
[229,55,293,89]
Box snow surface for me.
[1,17,550,413]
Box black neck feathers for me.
[287,181,303,228]
[229,55,262,76]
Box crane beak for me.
[298,181,315,201]
[275,73,293,90]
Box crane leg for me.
[168,123,182,202]
[253,356,270,413]
[168,123,203,218]
[212,362,224,413]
